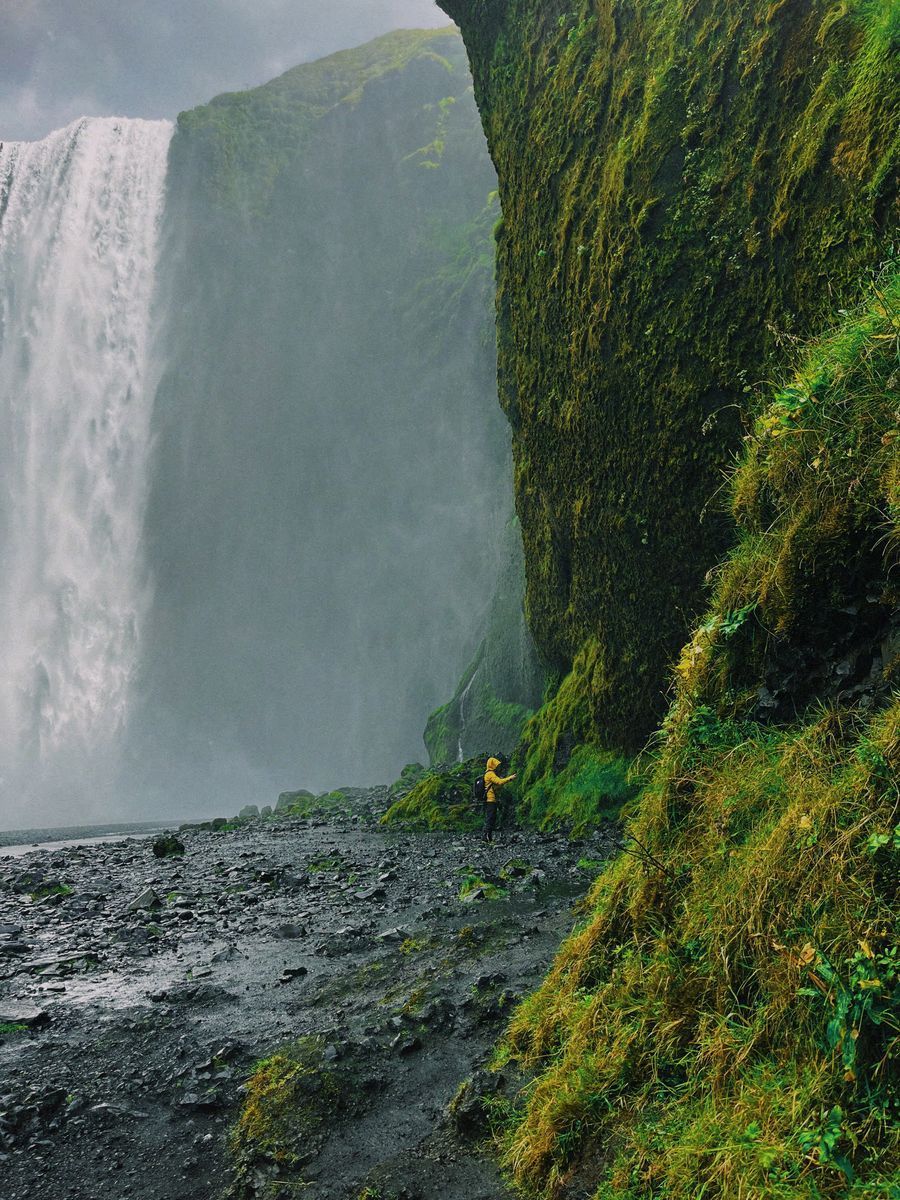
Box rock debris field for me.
[0,791,612,1199]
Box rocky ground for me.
[0,791,612,1199]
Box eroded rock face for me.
[439,0,900,750]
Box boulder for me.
[126,887,162,913]
[0,1005,49,1029]
[276,790,314,811]
[153,833,185,859]
[260,805,273,818]
[238,805,259,819]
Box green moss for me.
[381,757,484,830]
[173,28,465,219]
[480,264,900,1199]
[229,1037,344,1193]
[441,0,900,752]
[459,871,508,902]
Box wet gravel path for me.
[0,793,612,1199]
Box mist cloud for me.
[0,0,451,141]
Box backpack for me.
[473,775,488,805]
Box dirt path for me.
[0,793,611,1199]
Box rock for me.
[10,868,44,893]
[126,887,162,912]
[449,1069,507,1136]
[238,805,259,819]
[377,926,410,943]
[390,1033,422,1055]
[354,886,386,901]
[260,805,273,818]
[274,923,306,940]
[153,834,185,859]
[0,942,30,956]
[278,966,308,984]
[277,789,315,811]
[0,1005,49,1028]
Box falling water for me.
[0,117,172,818]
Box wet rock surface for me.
[0,792,612,1198]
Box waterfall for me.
[0,117,172,817]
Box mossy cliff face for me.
[439,0,899,750]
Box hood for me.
[486,757,501,771]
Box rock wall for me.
[439,0,899,751]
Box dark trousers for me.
[484,801,498,841]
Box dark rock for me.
[126,887,162,912]
[0,1006,49,1028]
[278,966,309,984]
[277,790,314,811]
[153,833,186,858]
[274,923,306,940]
[238,805,260,819]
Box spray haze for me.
[0,30,508,826]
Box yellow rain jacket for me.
[484,757,515,803]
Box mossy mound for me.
[228,1037,354,1196]
[441,0,900,750]
[381,757,487,831]
[481,274,900,1196]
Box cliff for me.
[439,0,898,763]
[431,1,899,1194]
[138,29,539,799]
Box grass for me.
[459,871,509,902]
[480,269,900,1198]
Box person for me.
[482,756,516,843]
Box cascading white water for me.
[0,117,172,817]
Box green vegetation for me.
[442,0,900,753]
[229,1037,343,1194]
[381,757,484,831]
[514,644,642,831]
[0,1023,27,1036]
[474,269,900,1197]
[29,882,72,901]
[459,870,508,902]
[174,29,463,218]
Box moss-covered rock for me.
[440,0,900,751]
[381,757,486,830]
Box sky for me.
[0,0,452,142]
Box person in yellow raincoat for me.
[482,756,516,842]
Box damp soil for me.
[0,792,613,1199]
